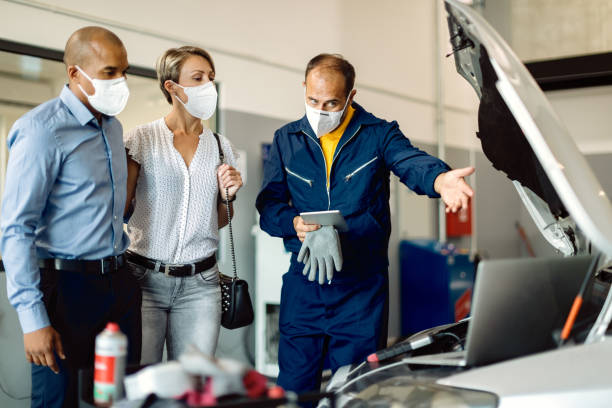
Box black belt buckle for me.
[164,263,195,277]
[100,255,121,275]
[100,257,112,274]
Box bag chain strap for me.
[225,185,238,281]
[214,132,238,281]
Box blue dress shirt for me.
[1,85,129,333]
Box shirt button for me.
[114,215,118,220]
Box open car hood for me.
[445,0,612,258]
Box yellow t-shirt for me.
[320,105,356,185]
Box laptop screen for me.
[465,255,593,366]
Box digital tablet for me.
[300,210,348,232]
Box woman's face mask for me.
[76,65,130,116]
[173,81,217,120]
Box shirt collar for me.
[59,85,96,126]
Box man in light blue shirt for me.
[1,26,141,408]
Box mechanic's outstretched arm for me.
[380,121,474,209]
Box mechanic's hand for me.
[217,164,243,200]
[24,326,65,374]
[293,216,320,242]
[297,226,343,284]
[434,166,475,213]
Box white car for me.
[322,1,612,407]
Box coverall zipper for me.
[344,156,378,182]
[304,125,362,210]
[285,167,313,187]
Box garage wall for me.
[483,0,612,62]
[0,0,478,147]
[546,85,612,154]
[512,0,612,62]
[474,152,523,259]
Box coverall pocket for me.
[344,156,378,182]
[285,167,313,187]
[365,210,385,237]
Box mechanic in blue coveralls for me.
[256,53,474,394]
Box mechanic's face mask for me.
[173,81,217,120]
[304,89,352,138]
[76,66,130,116]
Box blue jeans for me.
[126,260,221,363]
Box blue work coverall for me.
[256,102,450,393]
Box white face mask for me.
[76,66,129,116]
[304,89,352,138]
[173,81,217,120]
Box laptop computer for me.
[403,255,593,367]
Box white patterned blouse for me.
[124,118,237,264]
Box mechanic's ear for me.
[348,89,357,105]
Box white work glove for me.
[297,226,343,284]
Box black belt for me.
[40,254,125,275]
[125,251,216,277]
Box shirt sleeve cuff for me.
[18,303,50,334]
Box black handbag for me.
[213,133,254,329]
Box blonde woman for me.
[124,46,242,363]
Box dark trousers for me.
[277,267,389,396]
[31,265,142,408]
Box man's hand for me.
[434,166,475,213]
[24,326,65,374]
[293,216,320,242]
[217,164,243,200]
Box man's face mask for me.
[304,89,352,138]
[172,81,217,120]
[76,66,130,117]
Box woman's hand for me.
[217,164,243,201]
